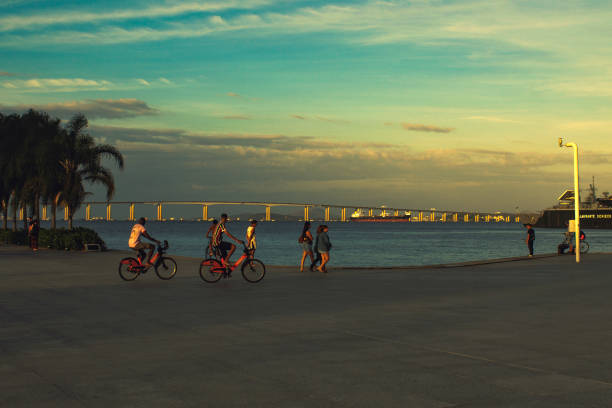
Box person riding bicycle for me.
[246,219,257,258]
[129,217,160,265]
[211,213,244,265]
[205,219,218,257]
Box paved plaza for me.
[2,246,612,407]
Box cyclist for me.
[205,219,218,256]
[569,230,586,254]
[246,219,257,258]
[129,217,160,264]
[211,213,244,265]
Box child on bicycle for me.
[205,219,218,256]
[246,219,257,258]
[129,217,160,264]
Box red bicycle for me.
[118,240,177,281]
[199,245,265,283]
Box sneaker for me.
[528,254,534,258]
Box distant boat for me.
[534,177,612,228]
[350,207,411,223]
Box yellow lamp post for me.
[558,138,581,263]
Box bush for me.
[0,229,28,245]
[0,227,106,251]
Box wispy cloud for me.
[137,78,150,86]
[0,0,273,32]
[2,77,111,90]
[227,92,241,98]
[0,98,158,119]
[158,77,172,85]
[0,71,16,76]
[290,114,348,124]
[401,122,453,133]
[464,116,519,123]
[221,114,251,120]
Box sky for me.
[1,0,612,213]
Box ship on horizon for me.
[534,177,612,229]
[350,207,412,222]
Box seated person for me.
[569,230,586,254]
[129,217,160,264]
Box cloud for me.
[0,98,159,119]
[2,77,111,90]
[290,114,348,123]
[158,77,172,84]
[0,0,273,32]
[137,78,150,86]
[0,71,15,76]
[221,115,251,120]
[401,122,454,133]
[84,123,612,210]
[464,116,519,123]
[227,92,241,97]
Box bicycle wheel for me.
[580,241,589,254]
[241,258,265,283]
[155,257,178,280]
[200,258,224,283]
[119,257,140,281]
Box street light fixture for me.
[558,138,581,263]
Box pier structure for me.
[58,200,520,224]
[7,201,519,224]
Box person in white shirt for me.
[129,217,160,264]
[246,220,257,258]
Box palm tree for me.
[0,113,24,231]
[17,110,63,224]
[58,114,124,229]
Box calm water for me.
[42,220,612,267]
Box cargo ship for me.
[534,178,612,228]
[350,207,412,222]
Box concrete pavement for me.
[2,245,612,407]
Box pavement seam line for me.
[341,330,612,388]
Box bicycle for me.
[558,233,589,255]
[199,244,265,283]
[118,240,177,281]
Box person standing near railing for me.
[525,224,535,257]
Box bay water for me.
[42,220,612,267]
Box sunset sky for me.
[2,0,612,212]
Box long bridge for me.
[37,200,521,223]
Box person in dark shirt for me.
[28,218,40,251]
[525,224,535,257]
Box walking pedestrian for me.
[525,224,535,257]
[29,218,39,251]
[298,221,314,272]
[311,225,324,271]
[316,225,332,273]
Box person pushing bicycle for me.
[211,213,244,265]
[129,217,160,265]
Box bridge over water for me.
[39,200,521,223]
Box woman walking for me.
[316,225,331,273]
[298,221,314,272]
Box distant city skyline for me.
[2,0,612,212]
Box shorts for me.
[300,241,312,252]
[217,241,233,258]
[131,242,154,251]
